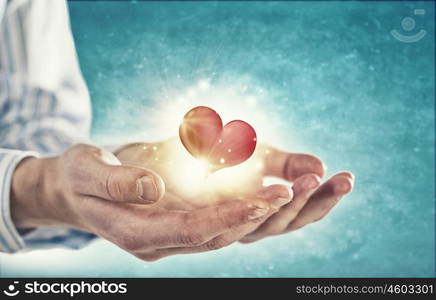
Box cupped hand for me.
[11,144,288,261]
[116,138,355,244]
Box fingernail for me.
[303,176,320,189]
[335,181,352,194]
[248,204,269,220]
[136,176,158,202]
[272,197,291,208]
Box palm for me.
[116,138,268,210]
[116,137,354,243]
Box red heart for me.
[179,106,257,171]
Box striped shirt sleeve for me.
[0,0,97,252]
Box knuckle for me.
[177,229,205,247]
[84,144,104,156]
[205,237,229,251]
[249,213,270,224]
[105,172,123,201]
[176,214,206,246]
[63,144,101,168]
[69,143,88,153]
[68,144,96,156]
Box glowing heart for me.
[179,106,257,171]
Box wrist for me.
[10,157,64,228]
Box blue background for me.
[1,1,434,277]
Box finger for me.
[136,185,293,260]
[261,145,326,181]
[332,171,355,181]
[256,184,293,209]
[286,172,354,232]
[79,194,273,253]
[69,145,165,204]
[240,173,321,243]
[143,198,273,250]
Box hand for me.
[10,144,283,261]
[240,148,354,243]
[116,138,355,244]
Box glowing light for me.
[227,148,232,153]
[187,89,196,98]
[143,146,147,150]
[198,79,210,91]
[167,154,211,197]
[154,157,159,161]
[218,139,222,143]
[246,96,257,107]
[265,149,270,154]
[160,140,270,202]
[199,159,211,170]
[153,146,157,151]
[255,161,263,170]
[143,80,288,198]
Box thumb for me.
[72,145,165,204]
